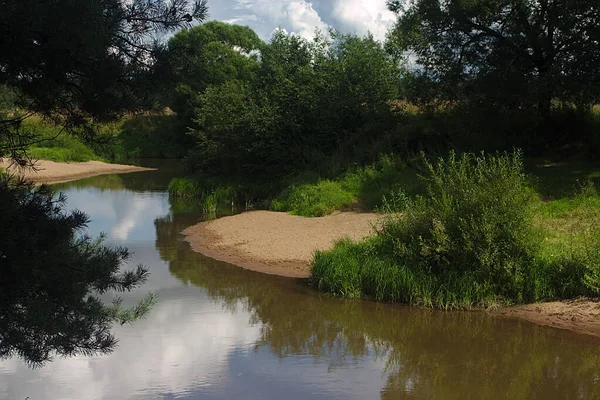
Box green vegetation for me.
[270,155,417,216]
[20,118,103,162]
[8,114,191,163]
[168,178,238,218]
[311,152,600,309]
[271,180,356,217]
[97,115,193,161]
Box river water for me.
[1,167,600,399]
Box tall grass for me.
[270,154,417,217]
[168,177,238,218]
[311,151,600,309]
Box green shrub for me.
[271,154,417,217]
[312,151,546,308]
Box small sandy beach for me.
[183,210,380,278]
[0,159,154,184]
[496,299,600,337]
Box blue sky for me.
[204,0,397,41]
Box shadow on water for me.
[154,207,600,400]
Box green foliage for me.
[163,21,263,118]
[312,151,600,308]
[167,177,238,218]
[271,154,418,216]
[168,177,203,198]
[98,114,193,160]
[0,177,155,366]
[1,0,208,165]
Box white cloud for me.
[240,0,329,40]
[329,0,397,41]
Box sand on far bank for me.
[496,298,600,337]
[182,210,381,278]
[0,159,155,184]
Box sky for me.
[204,0,397,42]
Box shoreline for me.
[182,209,600,338]
[495,299,600,338]
[0,159,155,184]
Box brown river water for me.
[1,165,599,399]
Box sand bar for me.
[0,159,154,184]
[183,210,380,278]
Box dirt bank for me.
[182,210,380,278]
[496,298,600,337]
[0,159,154,184]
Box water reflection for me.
[1,171,600,400]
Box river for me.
[1,167,600,399]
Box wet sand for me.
[496,298,600,337]
[0,159,154,184]
[183,210,380,278]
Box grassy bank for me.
[21,118,103,162]
[310,151,600,309]
[12,113,191,163]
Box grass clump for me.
[271,180,356,217]
[312,150,600,309]
[168,177,203,198]
[167,177,238,218]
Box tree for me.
[0,0,208,366]
[386,0,600,123]
[186,29,402,177]
[163,21,263,118]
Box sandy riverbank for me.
[0,159,155,184]
[496,299,600,337]
[183,210,380,278]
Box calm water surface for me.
[1,167,600,399]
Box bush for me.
[312,151,549,308]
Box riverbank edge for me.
[181,210,600,338]
[0,159,155,184]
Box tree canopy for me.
[183,29,401,178]
[162,21,263,117]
